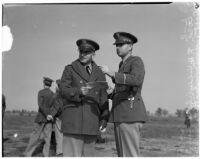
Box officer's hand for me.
[99,120,107,133]
[47,115,53,121]
[80,86,92,95]
[99,65,115,78]
[99,65,109,74]
[106,86,114,95]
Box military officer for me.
[100,32,147,157]
[23,77,54,157]
[60,39,109,157]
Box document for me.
[86,81,108,91]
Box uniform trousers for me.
[53,118,63,155]
[23,122,52,157]
[114,122,143,157]
[62,133,97,157]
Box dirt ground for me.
[2,114,199,157]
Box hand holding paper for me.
[99,65,109,74]
[80,86,92,95]
[107,86,114,94]
[86,81,108,91]
[99,65,115,78]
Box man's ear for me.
[128,44,133,51]
[92,53,96,58]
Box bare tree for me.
[155,107,162,116]
[162,109,169,117]
[189,107,199,118]
[175,109,183,117]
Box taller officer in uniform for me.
[100,32,147,157]
[24,77,54,157]
[60,39,109,157]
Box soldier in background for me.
[2,94,7,157]
[184,109,191,128]
[23,77,54,157]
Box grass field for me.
[2,114,199,157]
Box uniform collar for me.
[119,55,134,71]
[122,53,131,63]
[71,59,99,82]
[84,63,92,70]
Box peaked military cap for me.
[43,77,54,86]
[113,32,138,45]
[76,39,100,53]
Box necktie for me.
[119,61,123,69]
[86,65,91,75]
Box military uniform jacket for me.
[35,88,54,123]
[109,56,147,123]
[60,59,109,135]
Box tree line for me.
[5,107,199,119]
[5,109,37,116]
[154,107,199,119]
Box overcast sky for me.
[2,2,199,114]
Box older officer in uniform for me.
[24,77,54,157]
[100,32,147,157]
[60,39,109,157]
